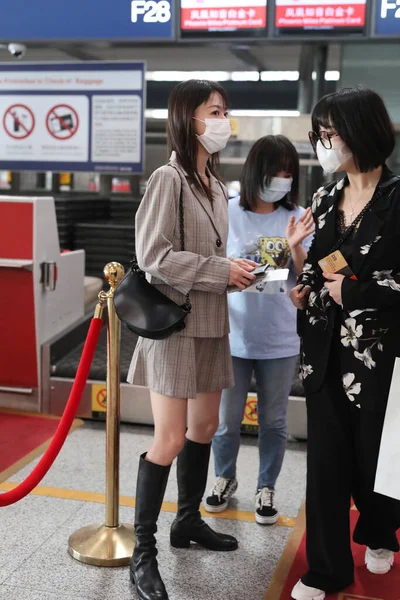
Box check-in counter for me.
[0,195,85,412]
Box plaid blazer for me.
[135,154,231,338]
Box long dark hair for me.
[167,79,229,203]
[239,135,300,212]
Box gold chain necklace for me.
[347,188,366,224]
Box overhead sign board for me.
[375,0,400,35]
[275,0,367,32]
[180,0,268,38]
[0,0,174,41]
[0,63,145,174]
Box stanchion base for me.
[68,523,135,567]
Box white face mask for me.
[194,118,231,154]
[316,139,353,174]
[259,176,293,204]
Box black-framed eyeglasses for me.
[308,130,339,151]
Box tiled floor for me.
[1,422,306,600]
[11,422,307,516]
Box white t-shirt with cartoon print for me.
[227,197,313,360]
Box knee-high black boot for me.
[170,438,238,551]
[130,453,171,600]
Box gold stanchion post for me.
[68,262,135,566]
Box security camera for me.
[8,43,26,59]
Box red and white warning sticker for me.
[3,104,35,139]
[46,104,79,140]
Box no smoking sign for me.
[46,104,79,140]
[96,388,107,410]
[92,384,107,414]
[3,104,35,139]
[241,395,259,429]
[244,399,258,423]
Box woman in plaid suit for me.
[127,80,256,600]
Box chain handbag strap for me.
[129,165,191,314]
[176,168,228,313]
[217,179,228,202]
[176,172,192,313]
[328,175,400,256]
[131,165,232,315]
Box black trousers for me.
[302,352,400,593]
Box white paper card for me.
[228,268,289,294]
[263,268,289,282]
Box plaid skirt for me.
[127,333,234,399]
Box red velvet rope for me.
[0,317,103,507]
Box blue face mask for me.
[259,177,293,203]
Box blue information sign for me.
[0,0,174,41]
[0,62,145,174]
[375,0,400,35]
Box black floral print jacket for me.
[297,166,400,412]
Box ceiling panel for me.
[250,43,342,70]
[0,41,342,72]
[88,44,252,70]
[0,46,77,62]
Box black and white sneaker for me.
[204,477,238,513]
[255,487,279,525]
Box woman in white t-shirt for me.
[205,135,314,523]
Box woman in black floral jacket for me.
[290,87,400,600]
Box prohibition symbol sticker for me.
[46,104,79,140]
[244,398,258,423]
[3,104,35,139]
[96,388,107,410]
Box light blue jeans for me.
[212,355,298,490]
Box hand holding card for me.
[318,250,357,281]
[323,272,345,306]
[228,265,289,293]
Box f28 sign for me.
[375,0,400,35]
[131,0,172,23]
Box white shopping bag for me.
[374,357,400,501]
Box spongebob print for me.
[242,236,290,293]
[246,237,290,268]
[260,237,290,267]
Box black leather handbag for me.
[113,171,192,340]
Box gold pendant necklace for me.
[347,189,364,225]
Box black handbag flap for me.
[113,270,187,335]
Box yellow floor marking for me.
[0,481,296,527]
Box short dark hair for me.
[311,87,395,173]
[239,135,299,212]
[167,79,229,203]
